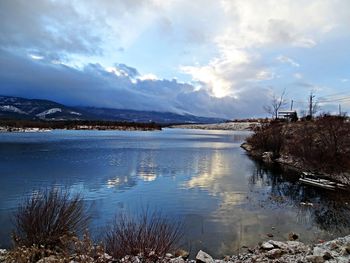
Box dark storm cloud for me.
[0,49,268,118]
[0,0,103,55]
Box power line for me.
[318,96,350,103]
[318,91,350,99]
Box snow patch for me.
[36,108,62,117]
[70,111,82,116]
[0,105,27,114]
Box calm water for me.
[0,128,350,256]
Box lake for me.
[0,128,349,257]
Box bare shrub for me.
[313,115,350,173]
[247,122,285,157]
[104,210,183,259]
[12,188,90,250]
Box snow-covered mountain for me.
[0,95,226,124]
[0,96,85,120]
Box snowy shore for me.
[170,122,259,131]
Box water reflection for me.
[0,129,349,256]
[248,162,350,235]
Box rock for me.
[322,252,332,260]
[241,142,253,152]
[329,241,339,250]
[261,242,274,250]
[344,245,350,254]
[196,250,214,263]
[121,255,141,263]
[166,253,174,258]
[266,233,274,238]
[265,248,283,259]
[300,202,314,207]
[313,247,327,256]
[0,249,6,263]
[340,245,350,256]
[267,240,289,250]
[36,255,60,263]
[247,248,255,253]
[175,249,190,259]
[132,256,141,263]
[285,241,307,252]
[223,255,231,261]
[262,152,274,163]
[288,232,299,241]
[170,256,186,263]
[148,251,156,257]
[305,255,325,263]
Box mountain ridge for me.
[0,95,226,124]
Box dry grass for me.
[247,115,350,177]
[104,210,183,259]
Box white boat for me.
[299,172,348,191]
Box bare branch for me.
[264,89,287,119]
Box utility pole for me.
[339,104,342,116]
[290,99,294,111]
[309,92,315,118]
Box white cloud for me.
[277,55,300,67]
[179,0,349,98]
[255,70,275,81]
[294,73,303,79]
[137,73,159,81]
[29,54,44,60]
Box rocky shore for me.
[2,236,350,262]
[171,122,259,131]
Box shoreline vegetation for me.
[2,187,350,263]
[241,115,350,185]
[0,119,162,132]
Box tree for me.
[263,89,287,119]
[307,91,320,119]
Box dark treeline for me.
[0,119,162,130]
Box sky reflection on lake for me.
[0,128,349,257]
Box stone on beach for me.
[196,250,215,263]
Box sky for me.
[0,0,350,119]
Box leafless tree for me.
[263,89,287,119]
[307,91,320,119]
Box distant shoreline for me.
[0,119,162,132]
[170,121,260,131]
[0,126,161,132]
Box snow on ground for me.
[70,111,82,116]
[36,108,62,117]
[0,105,27,114]
[171,122,259,131]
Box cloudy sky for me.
[1,0,350,118]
